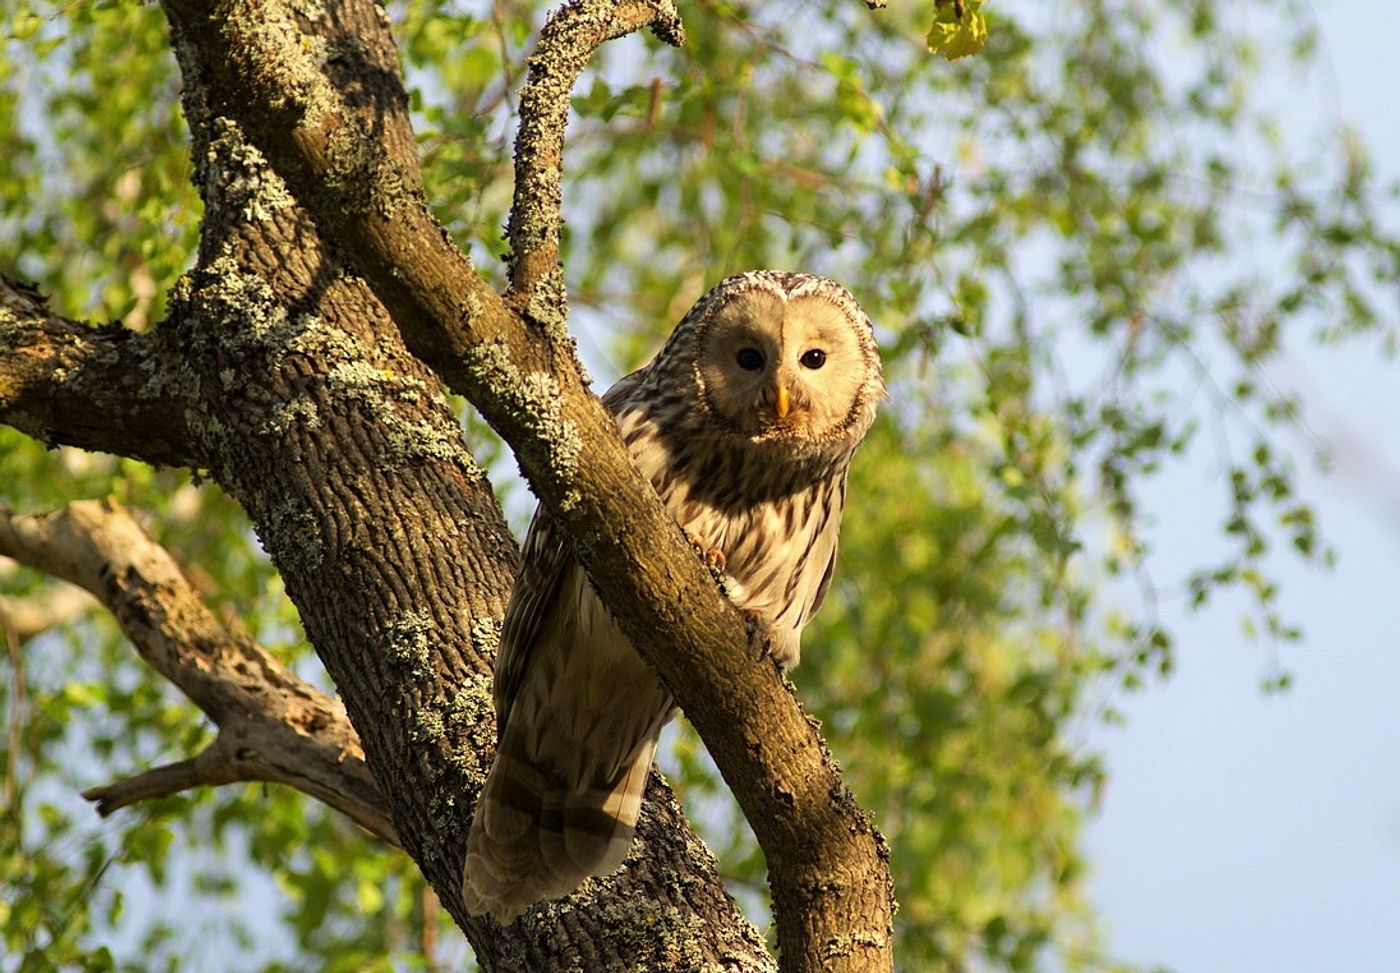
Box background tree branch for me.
[0,498,399,844]
[0,582,95,643]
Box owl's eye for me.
[735,348,766,371]
[800,349,827,370]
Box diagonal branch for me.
[0,275,198,468]
[160,1,894,969]
[0,499,398,845]
[505,0,684,325]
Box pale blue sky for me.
[1082,2,1400,969]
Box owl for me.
[462,271,884,923]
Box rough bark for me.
[0,0,896,969]
[0,277,198,468]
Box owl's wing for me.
[803,541,838,624]
[493,367,649,737]
[492,505,570,737]
[800,470,851,626]
[599,367,646,411]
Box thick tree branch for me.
[0,276,198,468]
[0,499,399,845]
[505,0,684,324]
[161,1,894,969]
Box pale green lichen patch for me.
[224,7,334,129]
[469,614,502,657]
[260,398,323,435]
[822,929,890,957]
[443,674,495,774]
[326,360,483,478]
[282,318,365,363]
[182,406,232,461]
[383,610,434,676]
[203,117,295,223]
[540,895,708,970]
[368,156,414,223]
[136,326,202,403]
[321,124,409,220]
[179,252,291,350]
[180,252,373,371]
[386,418,482,474]
[463,339,582,505]
[519,371,583,507]
[260,498,324,574]
[526,269,579,357]
[411,706,446,744]
[326,360,397,400]
[326,361,429,403]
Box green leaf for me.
[926,0,989,61]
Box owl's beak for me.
[775,384,791,420]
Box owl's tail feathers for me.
[462,733,657,924]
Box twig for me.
[81,755,221,815]
[1,601,23,807]
[421,884,441,973]
[504,0,685,329]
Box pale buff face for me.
[694,287,875,443]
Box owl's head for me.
[686,272,885,446]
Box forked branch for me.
[0,499,398,845]
[155,1,895,967]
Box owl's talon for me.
[704,546,726,573]
[740,608,777,662]
[684,529,727,579]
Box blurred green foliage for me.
[2,0,1396,970]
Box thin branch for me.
[1,601,23,807]
[0,275,198,468]
[0,499,399,845]
[0,583,97,643]
[420,885,441,973]
[81,755,218,815]
[504,0,684,324]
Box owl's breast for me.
[617,403,845,642]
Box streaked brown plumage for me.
[463,271,884,922]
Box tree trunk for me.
[1,0,896,968]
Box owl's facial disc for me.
[697,289,869,442]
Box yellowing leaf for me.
[10,9,42,41]
[926,0,989,61]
